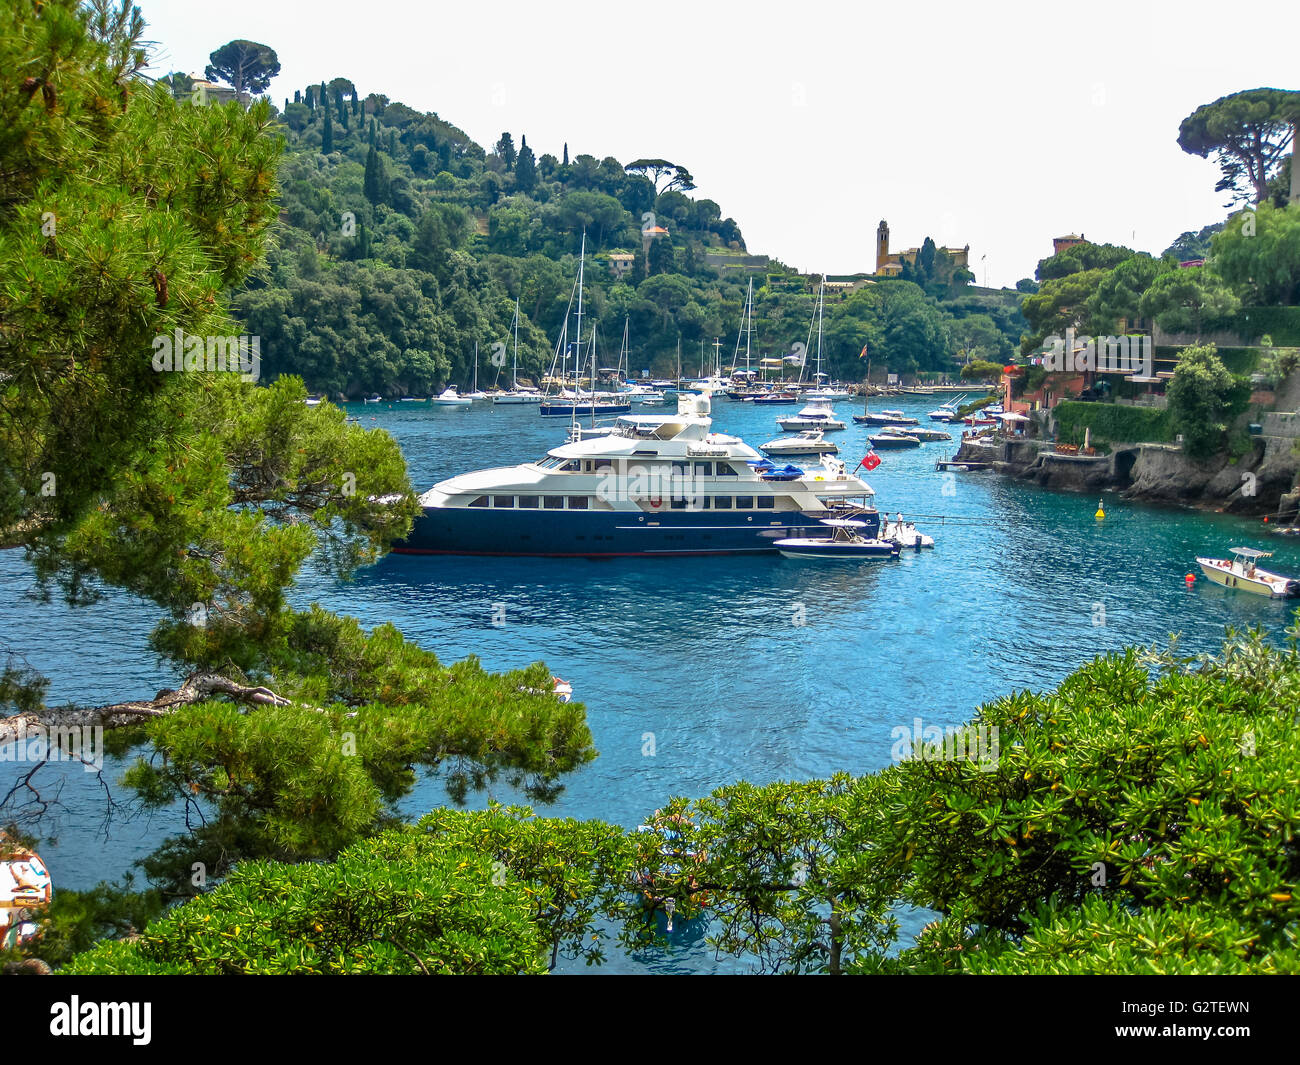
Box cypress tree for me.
[388,129,397,155]
[515,136,536,194]
[294,89,301,104]
[322,105,333,153]
[364,145,382,203]
[368,120,376,148]
[305,85,314,110]
[335,88,346,127]
[563,142,569,166]
[350,88,359,115]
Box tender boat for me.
[903,425,952,442]
[854,409,919,426]
[881,513,935,550]
[750,391,799,405]
[760,430,840,457]
[1196,547,1300,598]
[433,386,472,407]
[869,429,921,449]
[778,399,846,432]
[775,518,900,560]
[928,396,966,421]
[363,393,383,404]
[393,393,880,557]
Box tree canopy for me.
[1177,88,1300,205]
[204,39,281,96]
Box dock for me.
[936,459,991,472]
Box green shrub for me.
[1055,401,1172,445]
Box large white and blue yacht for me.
[392,394,879,557]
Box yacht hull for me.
[392,506,880,557]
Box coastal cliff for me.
[953,434,1300,516]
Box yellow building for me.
[874,220,969,275]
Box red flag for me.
[859,345,869,359]
[858,451,881,471]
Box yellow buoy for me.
[1095,499,1105,520]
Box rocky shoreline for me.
[951,434,1300,518]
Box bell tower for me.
[876,220,890,273]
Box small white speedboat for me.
[776,518,901,560]
[433,386,472,407]
[760,429,840,457]
[1196,547,1300,598]
[881,514,935,550]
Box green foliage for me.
[1088,253,1165,331]
[1139,266,1241,337]
[1166,343,1238,458]
[1019,268,1111,352]
[204,39,281,96]
[64,839,547,974]
[1035,241,1135,281]
[1054,401,1172,446]
[1238,306,1300,346]
[959,359,1004,381]
[1211,203,1300,307]
[1163,222,1226,262]
[1178,88,1300,205]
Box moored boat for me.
[868,429,921,448]
[760,429,839,457]
[393,393,880,557]
[777,399,846,432]
[775,518,900,560]
[433,386,472,407]
[1196,547,1300,597]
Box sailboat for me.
[463,342,488,400]
[540,236,631,418]
[493,298,544,404]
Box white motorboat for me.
[778,399,846,432]
[869,428,921,448]
[881,513,935,550]
[433,386,472,407]
[775,519,900,560]
[928,395,967,421]
[760,430,840,457]
[1196,547,1300,598]
[894,424,951,442]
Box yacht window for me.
[560,460,581,472]
[544,497,564,509]
[694,462,712,476]
[669,496,688,510]
[713,496,733,510]
[468,496,489,508]
[517,495,539,509]
[671,461,690,477]
[594,458,614,471]
[736,495,754,509]
[567,496,589,510]
[698,497,711,509]
[757,496,776,509]
[715,462,737,477]
[492,496,514,508]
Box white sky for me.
[139,0,1299,288]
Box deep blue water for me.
[5,393,1300,972]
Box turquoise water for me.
[5,393,1300,972]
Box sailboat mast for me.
[571,234,585,432]
[512,296,519,390]
[816,278,825,385]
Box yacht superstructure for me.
[393,394,878,556]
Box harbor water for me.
[4,392,1299,972]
